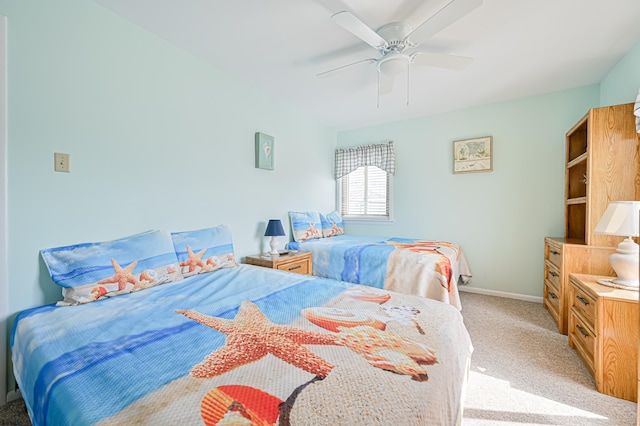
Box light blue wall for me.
[600,41,640,107]
[337,38,640,300]
[0,0,335,395]
[338,86,601,298]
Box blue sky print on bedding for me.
[40,230,183,305]
[171,224,237,277]
[11,266,351,426]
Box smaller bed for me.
[287,212,472,310]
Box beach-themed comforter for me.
[287,235,472,310]
[12,265,473,426]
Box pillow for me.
[319,213,330,236]
[322,211,345,238]
[171,224,237,278]
[289,211,323,242]
[41,230,184,306]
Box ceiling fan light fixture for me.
[378,54,410,76]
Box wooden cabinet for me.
[543,238,615,334]
[565,103,640,246]
[544,103,640,334]
[245,251,312,275]
[568,273,638,402]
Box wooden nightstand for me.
[245,251,312,276]
[568,273,638,402]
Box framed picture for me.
[255,132,275,170]
[453,136,493,174]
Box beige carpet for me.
[460,290,637,425]
[1,291,637,425]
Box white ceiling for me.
[94,0,640,131]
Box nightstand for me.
[568,273,638,402]
[245,251,312,276]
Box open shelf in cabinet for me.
[566,117,587,162]
[566,202,586,244]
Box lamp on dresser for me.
[593,200,640,288]
[264,219,286,256]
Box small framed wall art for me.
[255,132,275,170]
[453,136,493,174]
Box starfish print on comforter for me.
[180,245,206,273]
[97,258,138,291]
[177,302,339,379]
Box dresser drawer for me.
[544,282,561,321]
[545,240,562,269]
[276,258,310,275]
[569,308,595,374]
[570,281,596,327]
[544,261,561,288]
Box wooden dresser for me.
[543,238,615,334]
[543,103,640,335]
[245,251,312,275]
[568,273,638,402]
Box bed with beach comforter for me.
[287,234,472,310]
[12,226,473,426]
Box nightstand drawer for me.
[569,307,595,374]
[245,251,312,276]
[570,281,596,327]
[276,259,310,275]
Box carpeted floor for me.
[460,290,636,425]
[0,291,637,425]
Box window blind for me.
[340,166,389,216]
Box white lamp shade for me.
[593,201,640,288]
[593,201,640,237]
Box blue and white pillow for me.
[171,224,237,278]
[289,211,323,242]
[41,230,183,306]
[322,211,345,237]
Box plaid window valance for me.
[335,141,395,179]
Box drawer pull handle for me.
[548,291,557,300]
[576,324,589,338]
[549,271,558,278]
[576,295,589,306]
[288,265,302,271]
[550,250,560,255]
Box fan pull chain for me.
[406,64,410,106]
[377,71,380,109]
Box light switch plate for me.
[54,152,70,172]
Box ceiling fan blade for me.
[331,11,388,50]
[316,58,377,78]
[406,0,482,42]
[411,51,473,70]
[378,73,397,95]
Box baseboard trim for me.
[459,286,543,304]
[6,389,20,403]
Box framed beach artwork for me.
[453,136,493,174]
[255,132,275,170]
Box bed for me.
[286,213,472,310]
[11,226,473,426]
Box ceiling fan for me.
[318,0,482,104]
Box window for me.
[335,141,395,221]
[338,165,393,221]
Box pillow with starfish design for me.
[321,211,345,238]
[170,224,238,278]
[289,211,323,242]
[41,230,184,306]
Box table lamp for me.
[264,219,286,255]
[593,201,640,288]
